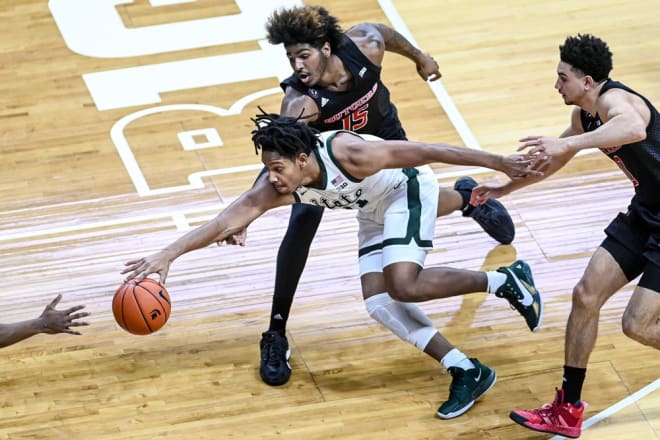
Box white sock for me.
[441,348,475,370]
[486,271,507,294]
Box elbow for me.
[625,117,647,143]
[629,124,647,143]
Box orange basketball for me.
[112,278,171,335]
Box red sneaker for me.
[510,388,587,438]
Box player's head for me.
[266,6,343,52]
[266,6,344,87]
[252,110,321,194]
[560,34,612,81]
[556,34,613,105]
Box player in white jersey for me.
[292,130,440,273]
[122,112,544,419]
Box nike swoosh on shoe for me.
[506,269,535,306]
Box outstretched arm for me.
[122,182,292,283]
[519,89,649,158]
[470,112,584,204]
[333,132,539,180]
[0,295,90,348]
[347,23,441,81]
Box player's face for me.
[262,151,304,194]
[555,61,587,105]
[285,42,329,87]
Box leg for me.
[436,188,463,216]
[372,170,539,328]
[269,203,324,333]
[565,247,628,367]
[448,177,516,244]
[382,260,543,332]
[360,272,496,420]
[622,261,660,348]
[384,262,488,302]
[259,203,324,386]
[622,286,660,347]
[509,247,632,438]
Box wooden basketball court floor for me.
[1,0,658,438]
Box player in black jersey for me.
[472,34,660,438]
[246,5,517,390]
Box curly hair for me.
[560,34,613,82]
[265,5,344,51]
[251,110,321,160]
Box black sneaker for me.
[437,358,497,419]
[454,176,515,244]
[259,330,291,386]
[495,260,543,332]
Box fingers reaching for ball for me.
[122,252,171,284]
[39,295,90,335]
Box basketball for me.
[112,278,171,335]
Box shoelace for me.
[264,336,285,365]
[447,368,471,394]
[536,402,560,420]
[502,280,526,311]
[533,391,565,423]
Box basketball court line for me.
[549,378,660,439]
[6,1,485,240]
[4,2,656,438]
[0,1,601,244]
[378,0,481,150]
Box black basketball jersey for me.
[280,36,406,140]
[580,80,660,206]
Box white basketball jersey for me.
[293,131,433,214]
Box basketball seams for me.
[132,284,154,333]
[112,279,171,335]
[140,279,171,320]
[113,285,129,332]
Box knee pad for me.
[365,292,437,350]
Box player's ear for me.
[297,152,309,169]
[583,75,595,90]
[321,42,331,58]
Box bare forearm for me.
[422,142,502,170]
[346,140,503,176]
[565,119,646,151]
[500,151,575,194]
[0,320,43,348]
[163,217,231,259]
[372,23,423,61]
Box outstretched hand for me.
[220,227,247,247]
[499,154,546,180]
[518,135,565,171]
[416,52,441,82]
[39,294,90,335]
[122,250,173,284]
[470,184,508,206]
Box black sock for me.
[455,187,473,213]
[268,204,324,335]
[562,365,586,405]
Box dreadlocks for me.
[265,5,344,52]
[251,110,321,160]
[560,34,613,82]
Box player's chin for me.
[273,185,292,194]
